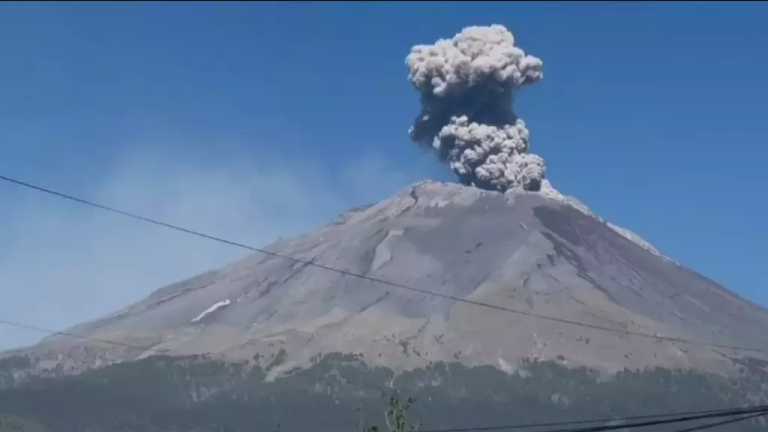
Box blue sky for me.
[1,3,767,350]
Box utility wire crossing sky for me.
[1,4,767,351]
[421,405,768,432]
[0,173,764,355]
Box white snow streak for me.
[537,180,675,263]
[191,299,231,323]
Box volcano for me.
[6,181,768,380]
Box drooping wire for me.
[1,173,765,355]
[0,319,153,351]
[421,406,768,432]
[672,412,766,432]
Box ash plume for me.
[406,25,546,192]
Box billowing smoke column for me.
[406,25,546,192]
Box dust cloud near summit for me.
[406,25,546,192]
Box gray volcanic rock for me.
[5,181,768,378]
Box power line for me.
[1,312,765,432]
[548,408,768,432]
[419,406,767,432]
[1,173,765,354]
[672,412,766,432]
[0,318,763,432]
[422,406,768,432]
[0,319,152,351]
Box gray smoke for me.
[406,24,546,192]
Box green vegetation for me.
[366,395,420,432]
[0,356,31,389]
[0,353,765,432]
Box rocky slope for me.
[4,180,768,379]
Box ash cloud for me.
[406,24,546,192]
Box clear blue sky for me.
[1,3,767,349]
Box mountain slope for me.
[6,181,768,378]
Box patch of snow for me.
[497,357,514,374]
[371,229,404,271]
[429,198,452,208]
[606,222,663,257]
[266,359,301,382]
[191,299,231,323]
[538,180,677,264]
[538,180,596,217]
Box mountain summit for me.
[7,180,768,379]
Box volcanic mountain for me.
[5,180,768,381]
